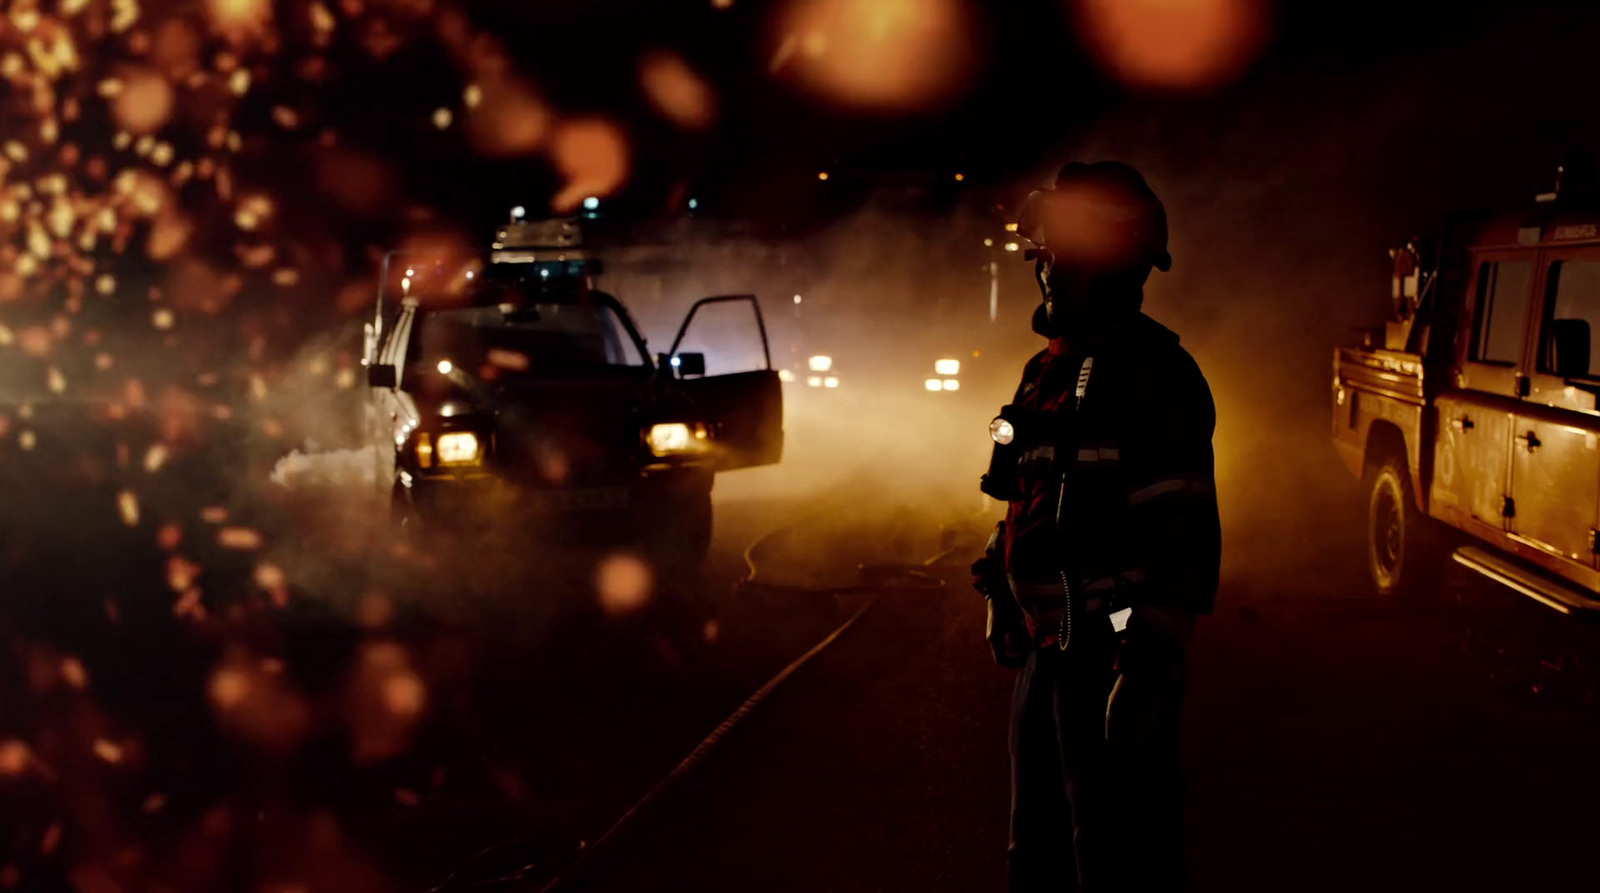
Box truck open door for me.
[667,295,784,471]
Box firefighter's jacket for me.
[999,313,1220,638]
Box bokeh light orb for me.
[1073,0,1269,91]
[640,51,717,130]
[550,119,630,213]
[774,0,974,112]
[596,552,654,616]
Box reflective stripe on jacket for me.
[1001,312,1221,628]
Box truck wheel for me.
[1366,458,1433,598]
[646,489,713,570]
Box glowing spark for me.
[640,52,716,130]
[462,83,482,108]
[112,69,175,134]
[156,523,181,551]
[167,556,200,593]
[0,740,29,775]
[775,0,973,110]
[309,2,335,44]
[217,527,264,550]
[92,739,123,764]
[18,430,35,450]
[432,107,452,130]
[1073,0,1269,91]
[463,78,549,157]
[381,673,426,718]
[595,552,654,615]
[151,308,174,330]
[205,0,271,34]
[117,490,140,527]
[143,443,168,472]
[208,667,249,710]
[59,658,88,690]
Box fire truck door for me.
[1437,253,1533,531]
[1507,250,1600,568]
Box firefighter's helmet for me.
[1017,162,1171,274]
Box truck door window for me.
[1540,260,1600,379]
[1470,260,1532,365]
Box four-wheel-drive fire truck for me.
[362,219,783,566]
[1335,160,1600,613]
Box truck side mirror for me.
[367,364,398,388]
[1550,318,1592,379]
[671,352,706,377]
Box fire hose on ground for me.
[426,513,969,893]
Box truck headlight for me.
[436,431,482,465]
[648,422,709,455]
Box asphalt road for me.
[557,491,1600,893]
[9,419,1600,893]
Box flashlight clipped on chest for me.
[980,404,1073,502]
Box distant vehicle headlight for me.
[824,376,840,388]
[989,418,1015,445]
[935,358,961,376]
[807,376,824,387]
[648,422,709,455]
[942,379,960,391]
[778,369,797,382]
[436,431,481,465]
[925,379,943,392]
[808,355,833,372]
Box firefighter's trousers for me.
[1007,615,1187,893]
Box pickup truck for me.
[1334,164,1600,614]
[363,219,784,567]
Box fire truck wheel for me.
[1366,457,1434,598]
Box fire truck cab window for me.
[1470,259,1532,365]
[1541,260,1600,379]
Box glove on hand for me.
[985,598,1030,669]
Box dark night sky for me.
[360,0,1600,231]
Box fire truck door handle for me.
[1451,416,1474,431]
[1517,431,1541,451]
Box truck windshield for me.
[411,303,646,378]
